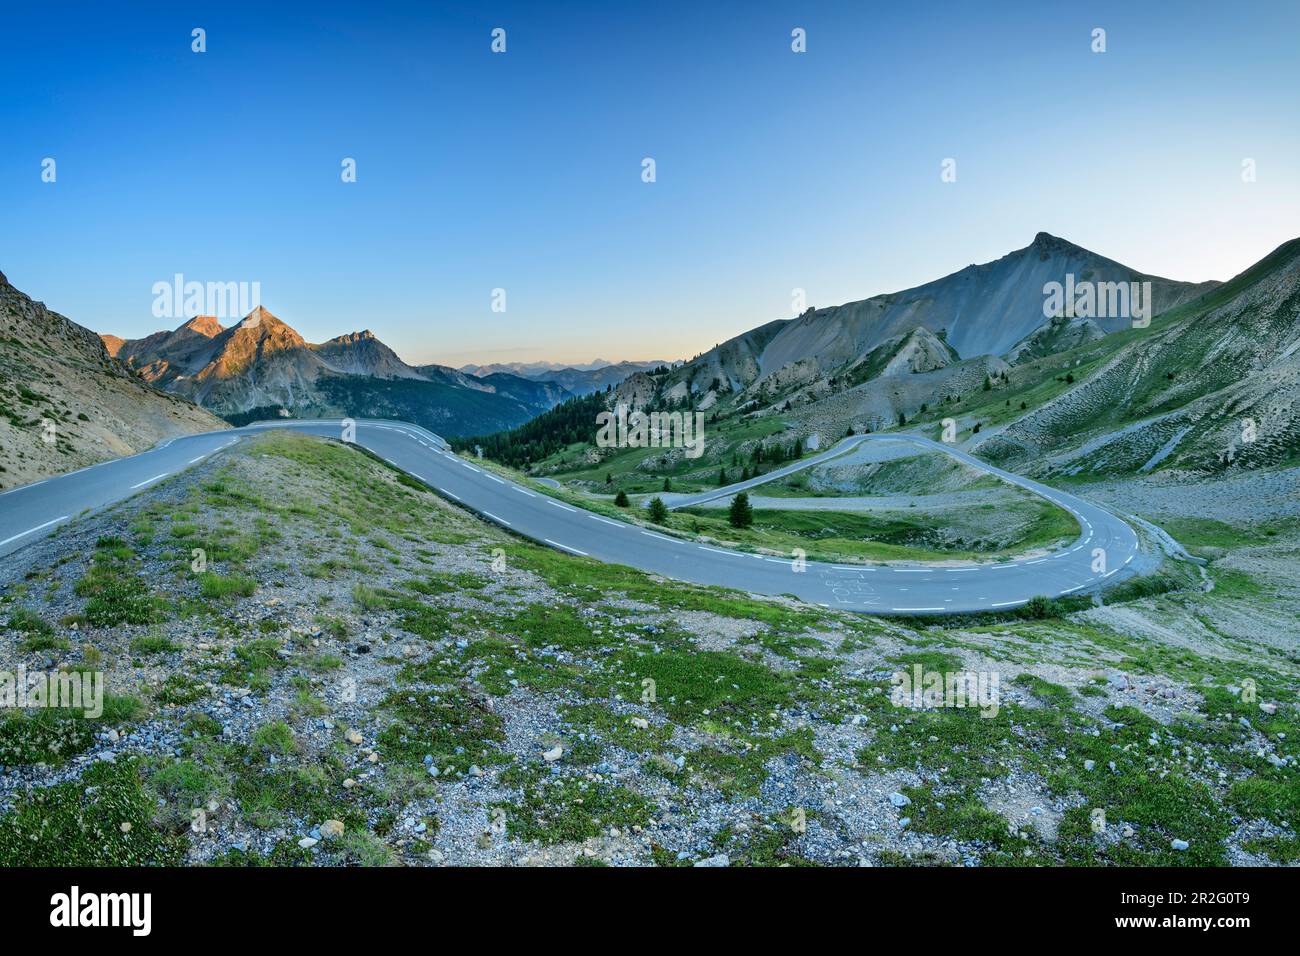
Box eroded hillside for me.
[0,271,226,490]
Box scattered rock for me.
[320,820,345,840]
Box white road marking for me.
[131,473,169,489]
[545,538,588,556]
[188,456,206,464]
[990,600,1021,608]
[641,530,675,542]
[513,487,536,497]
[892,606,944,612]
[1,515,69,547]
[410,473,425,481]
[547,500,577,512]
[588,515,624,528]
[442,490,462,501]
[485,474,505,484]
[481,511,510,527]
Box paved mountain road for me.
[0,420,1141,615]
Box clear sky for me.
[2,0,1296,367]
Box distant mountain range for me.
[0,271,225,489]
[462,358,647,375]
[461,359,670,396]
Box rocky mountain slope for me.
[0,270,226,490]
[665,234,1216,407]
[105,310,570,436]
[976,237,1300,477]
[313,330,427,379]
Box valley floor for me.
[0,433,1295,866]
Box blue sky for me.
[1,0,1296,367]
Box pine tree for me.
[662,477,672,492]
[718,468,728,486]
[614,490,630,507]
[729,491,754,529]
[648,497,669,524]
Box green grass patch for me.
[198,572,257,600]
[0,759,185,865]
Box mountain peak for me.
[239,305,282,330]
[1030,231,1079,254]
[181,315,224,337]
[328,329,376,344]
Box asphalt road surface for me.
[0,420,1140,615]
